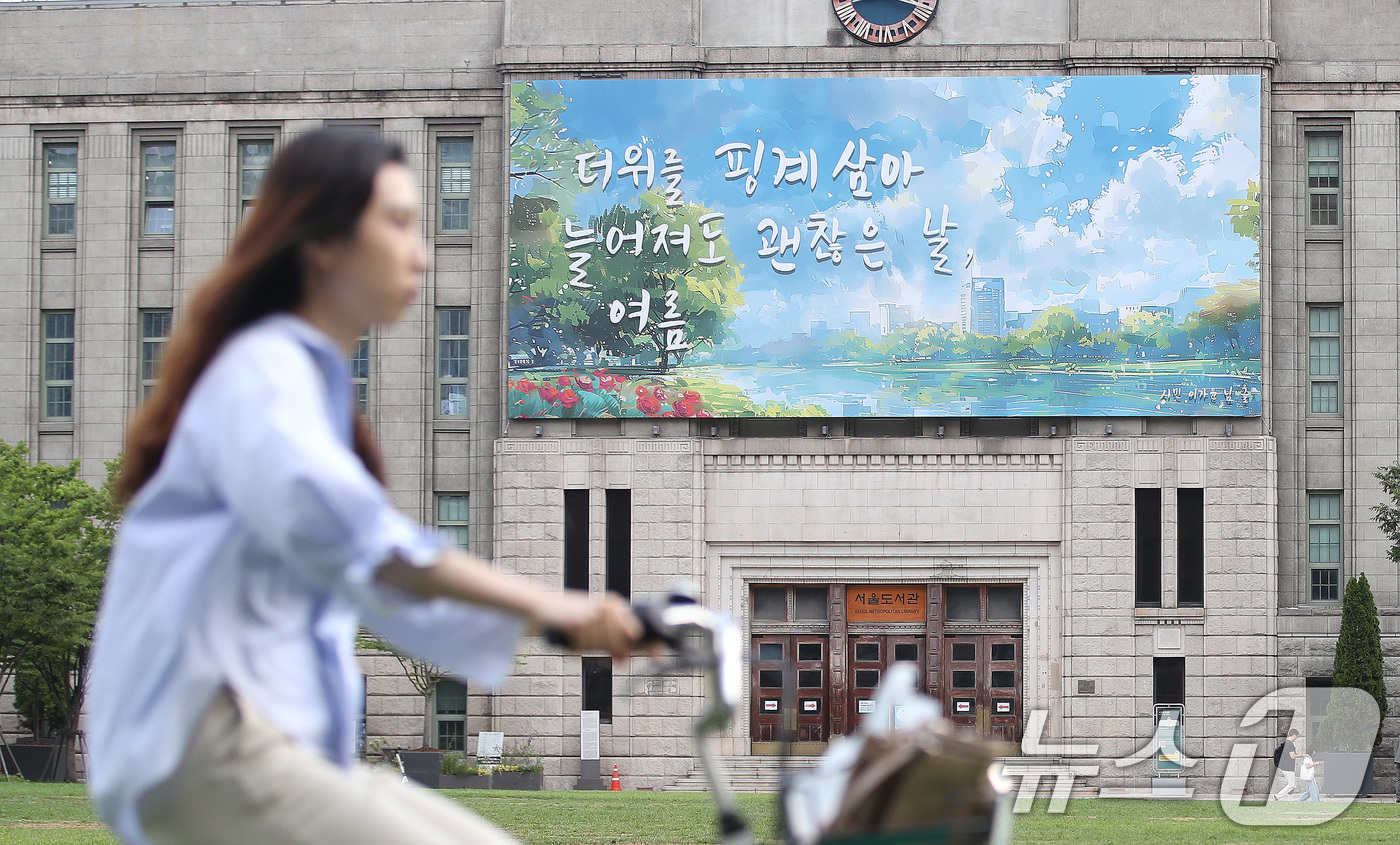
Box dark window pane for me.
[142,310,171,338]
[442,198,470,231]
[1310,568,1339,602]
[562,489,588,591]
[1136,488,1163,606]
[47,204,75,236]
[45,312,73,339]
[437,720,465,752]
[798,670,822,688]
[951,642,976,662]
[46,386,72,419]
[854,642,879,662]
[952,670,976,688]
[947,586,980,620]
[441,140,473,164]
[439,384,468,416]
[758,669,783,688]
[144,170,175,199]
[582,657,613,722]
[855,670,880,689]
[438,339,470,377]
[893,643,918,662]
[1153,657,1185,705]
[793,586,828,620]
[435,680,466,715]
[604,489,630,599]
[439,308,469,336]
[1177,488,1205,606]
[987,586,1022,620]
[753,587,786,621]
[797,642,822,661]
[757,642,783,662]
[991,670,1016,689]
[991,643,1015,662]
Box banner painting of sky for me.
[507,75,1261,420]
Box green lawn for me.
[1,782,1397,844]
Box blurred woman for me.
[87,130,641,845]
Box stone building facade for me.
[0,0,1395,795]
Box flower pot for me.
[1320,751,1375,797]
[438,773,492,789]
[397,751,443,789]
[491,770,543,790]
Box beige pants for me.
[138,687,520,845]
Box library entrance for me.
[749,583,1024,754]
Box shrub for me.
[1317,573,1388,751]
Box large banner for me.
[508,75,1261,419]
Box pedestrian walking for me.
[1272,728,1300,800]
[1295,743,1320,802]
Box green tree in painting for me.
[520,192,743,371]
[509,82,597,201]
[1226,180,1261,269]
[1028,306,1092,358]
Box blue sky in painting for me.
[515,75,1261,348]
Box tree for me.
[358,631,447,749]
[1316,573,1388,751]
[1226,180,1261,269]
[514,192,744,372]
[0,443,117,780]
[509,82,597,202]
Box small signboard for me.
[1153,705,1184,772]
[954,699,973,714]
[995,700,1013,715]
[762,698,780,712]
[801,699,820,713]
[477,731,504,766]
[580,711,600,761]
[846,586,927,623]
[857,699,875,715]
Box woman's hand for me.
[528,590,642,661]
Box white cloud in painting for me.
[1017,216,1073,251]
[959,81,1072,198]
[1170,76,1256,143]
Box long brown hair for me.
[118,130,404,502]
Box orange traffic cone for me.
[609,763,621,791]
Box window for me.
[1135,488,1163,607]
[43,143,78,238]
[944,584,1021,622]
[141,141,176,236]
[42,311,74,420]
[582,657,612,723]
[350,334,370,413]
[1177,488,1205,607]
[437,308,469,416]
[434,679,467,752]
[1307,492,1342,602]
[139,309,172,402]
[1153,657,1185,705]
[563,489,589,591]
[750,586,829,622]
[605,489,630,598]
[1306,132,1341,228]
[238,139,273,219]
[436,494,469,550]
[1308,305,1341,415]
[438,138,473,233]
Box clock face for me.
[832,0,936,45]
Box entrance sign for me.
[509,75,1262,419]
[847,586,926,622]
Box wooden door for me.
[751,635,828,753]
[942,633,1023,740]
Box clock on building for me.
[832,0,936,45]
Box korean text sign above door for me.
[847,586,927,623]
[509,76,1262,419]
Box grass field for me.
[1,781,1398,845]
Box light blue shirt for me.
[87,314,523,845]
